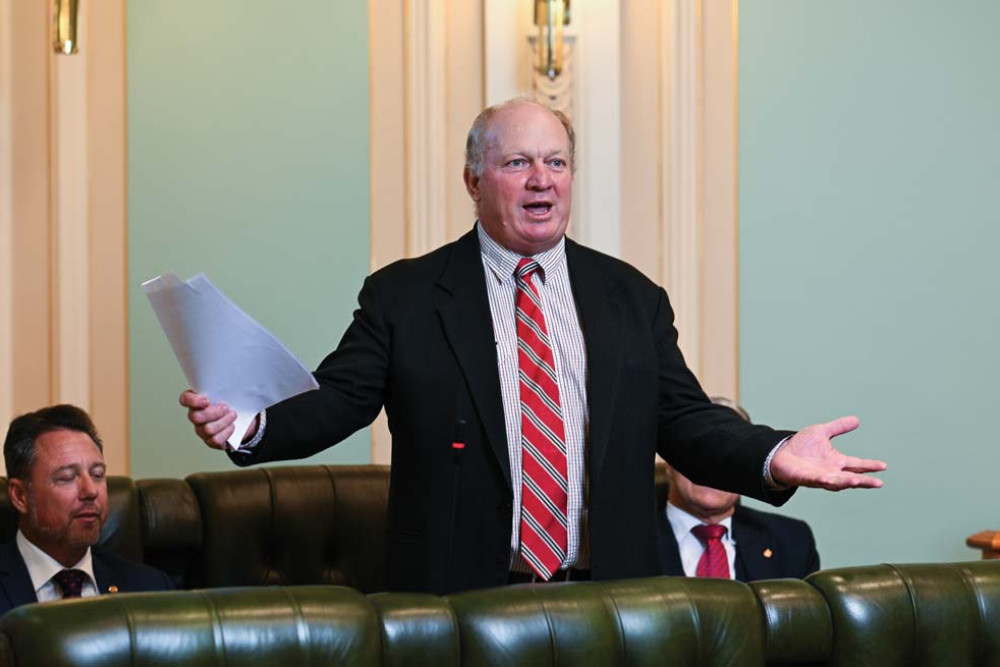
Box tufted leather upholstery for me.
[186,465,391,591]
[0,465,392,592]
[0,562,998,666]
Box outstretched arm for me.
[770,416,886,491]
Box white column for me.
[660,0,703,371]
[571,0,621,257]
[50,6,91,409]
[0,0,13,435]
[405,0,449,257]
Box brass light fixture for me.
[53,0,80,55]
[534,0,570,80]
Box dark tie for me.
[515,258,568,580]
[52,568,89,598]
[691,524,730,579]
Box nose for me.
[78,473,99,500]
[525,160,553,190]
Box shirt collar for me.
[476,221,566,284]
[666,502,736,545]
[16,530,96,595]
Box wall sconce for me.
[534,0,570,80]
[53,0,81,55]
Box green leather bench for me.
[0,561,997,666]
[0,465,392,592]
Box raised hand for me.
[770,416,886,491]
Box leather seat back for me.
[808,561,1000,666]
[186,464,390,591]
[135,478,202,588]
[448,577,765,666]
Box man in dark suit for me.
[658,464,820,581]
[180,99,885,594]
[0,405,172,615]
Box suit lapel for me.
[437,230,511,489]
[0,542,39,611]
[732,507,778,582]
[565,240,623,486]
[92,551,114,594]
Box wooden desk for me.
[967,531,1000,559]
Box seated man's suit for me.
[658,504,820,581]
[0,541,173,615]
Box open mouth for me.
[523,202,553,217]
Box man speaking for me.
[180,99,885,594]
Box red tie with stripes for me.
[515,258,568,580]
[692,524,730,578]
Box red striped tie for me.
[692,524,730,578]
[515,258,568,580]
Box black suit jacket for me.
[0,541,173,616]
[237,229,795,593]
[658,504,820,582]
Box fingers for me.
[842,455,887,474]
[816,473,884,492]
[187,401,231,427]
[179,390,210,409]
[195,409,238,450]
[821,415,860,439]
[179,389,235,450]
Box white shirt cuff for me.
[230,410,266,453]
[763,436,791,490]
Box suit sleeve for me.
[650,287,796,505]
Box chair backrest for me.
[185,464,391,592]
[134,478,202,589]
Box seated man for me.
[658,398,820,581]
[0,405,172,614]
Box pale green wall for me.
[740,0,1000,566]
[127,1,371,478]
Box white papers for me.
[142,272,319,448]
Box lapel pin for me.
[107,585,119,594]
[763,549,773,559]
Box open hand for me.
[771,416,886,491]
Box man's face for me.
[9,429,108,567]
[666,466,739,524]
[465,103,573,256]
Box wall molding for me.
[621,0,739,400]
[369,0,482,464]
[50,11,91,410]
[0,0,13,438]
[2,0,129,472]
[572,0,621,257]
[660,0,704,375]
[404,1,448,257]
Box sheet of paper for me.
[142,272,319,448]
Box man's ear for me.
[8,479,29,516]
[463,166,481,201]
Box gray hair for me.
[464,97,576,177]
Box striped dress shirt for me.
[477,224,589,571]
